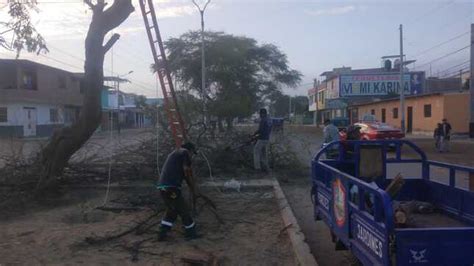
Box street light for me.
[192,0,211,123]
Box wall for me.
[0,61,83,107]
[0,102,65,137]
[308,89,317,112]
[443,93,469,133]
[326,77,339,99]
[355,94,466,133]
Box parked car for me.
[340,122,404,141]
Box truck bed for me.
[407,212,467,228]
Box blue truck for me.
[311,140,474,266]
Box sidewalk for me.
[407,134,474,143]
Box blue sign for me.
[339,72,424,97]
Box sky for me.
[0,0,473,98]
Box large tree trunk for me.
[38,0,134,190]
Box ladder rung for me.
[173,122,180,124]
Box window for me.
[393,108,398,119]
[0,107,7,122]
[50,108,59,123]
[381,108,386,123]
[58,76,67,89]
[22,70,37,90]
[371,109,375,115]
[424,104,432,118]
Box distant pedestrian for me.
[433,123,442,151]
[253,108,272,172]
[440,118,452,152]
[323,119,340,159]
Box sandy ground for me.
[0,185,294,265]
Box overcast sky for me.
[0,0,472,97]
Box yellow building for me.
[350,92,469,134]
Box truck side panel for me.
[396,228,474,265]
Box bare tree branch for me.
[83,0,95,10]
[103,33,120,53]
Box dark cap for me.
[259,108,267,115]
[181,142,197,154]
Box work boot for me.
[184,226,200,240]
[158,225,171,241]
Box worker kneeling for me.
[157,142,199,241]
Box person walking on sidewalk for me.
[253,108,272,172]
[323,119,340,159]
[434,123,442,151]
[440,118,452,152]
[157,142,199,241]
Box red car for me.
[340,122,405,141]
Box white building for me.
[0,59,82,137]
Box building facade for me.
[309,65,432,125]
[0,59,83,137]
[350,92,469,134]
[0,59,153,138]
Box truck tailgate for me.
[395,228,474,265]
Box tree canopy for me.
[164,31,302,123]
[269,92,309,118]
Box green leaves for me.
[1,1,48,57]
[164,31,302,121]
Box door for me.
[407,106,413,133]
[381,108,386,123]
[23,107,37,137]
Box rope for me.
[199,150,223,194]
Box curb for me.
[273,179,318,266]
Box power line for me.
[406,0,456,25]
[442,68,469,78]
[413,31,469,58]
[437,60,470,76]
[416,44,471,69]
[43,44,156,93]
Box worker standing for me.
[157,142,199,241]
[253,108,272,172]
[323,119,340,159]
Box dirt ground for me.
[0,185,294,265]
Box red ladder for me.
[139,0,187,147]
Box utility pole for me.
[313,79,318,126]
[469,23,474,191]
[192,0,211,124]
[399,24,406,134]
[469,23,474,138]
[289,96,292,122]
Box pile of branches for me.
[0,123,302,204]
